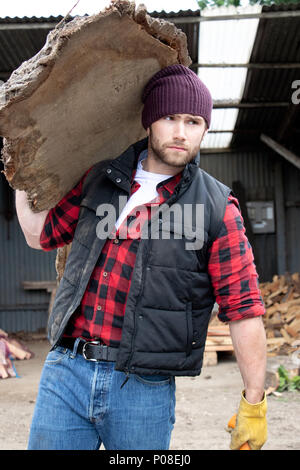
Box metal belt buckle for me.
[82,340,100,362]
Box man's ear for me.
[146,127,150,136]
[202,127,208,141]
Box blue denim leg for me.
[27,344,102,450]
[28,343,176,450]
[97,372,176,450]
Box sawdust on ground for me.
[0,338,299,450]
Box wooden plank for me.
[4,339,31,360]
[266,337,286,346]
[285,325,299,337]
[22,281,57,291]
[203,351,218,367]
[289,317,300,332]
[205,345,234,351]
[280,328,293,344]
[207,328,230,336]
[206,337,233,345]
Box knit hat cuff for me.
[142,65,213,129]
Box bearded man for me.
[16,65,267,451]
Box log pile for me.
[0,329,33,379]
[203,272,300,366]
[260,272,300,356]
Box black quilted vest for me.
[48,138,232,376]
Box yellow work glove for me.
[230,390,267,450]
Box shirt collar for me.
[130,166,182,203]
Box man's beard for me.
[149,127,202,168]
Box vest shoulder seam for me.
[82,159,113,197]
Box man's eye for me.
[164,116,173,121]
[188,120,199,125]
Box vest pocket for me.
[191,308,211,348]
[135,305,192,354]
[134,374,171,385]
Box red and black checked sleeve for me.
[39,168,92,251]
[208,195,265,322]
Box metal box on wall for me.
[246,201,275,234]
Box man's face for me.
[147,114,207,169]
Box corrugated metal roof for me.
[147,8,200,17]
[0,9,200,22]
[150,9,201,65]
[0,15,63,23]
[0,5,300,152]
[198,4,261,149]
[232,3,300,152]
[0,9,200,80]
[0,27,51,74]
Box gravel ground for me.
[0,338,299,450]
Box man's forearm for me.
[15,190,49,249]
[229,316,267,404]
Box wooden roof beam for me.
[170,10,300,23]
[0,23,55,30]
[192,62,300,69]
[214,101,289,109]
[261,133,300,170]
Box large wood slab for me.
[0,0,191,212]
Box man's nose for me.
[172,121,186,141]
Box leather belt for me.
[58,338,119,362]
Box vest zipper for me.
[125,239,152,373]
[123,175,189,372]
[120,371,130,389]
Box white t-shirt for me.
[115,150,171,230]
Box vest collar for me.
[105,137,199,194]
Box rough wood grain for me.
[0,0,191,213]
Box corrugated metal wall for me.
[1,10,299,331]
[0,188,57,332]
[284,161,300,275]
[1,149,299,332]
[200,149,300,283]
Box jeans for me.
[27,340,176,450]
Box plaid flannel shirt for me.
[40,166,265,346]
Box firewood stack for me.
[203,272,300,366]
[0,329,33,379]
[259,272,300,356]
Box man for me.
[16,65,267,450]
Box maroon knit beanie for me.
[142,64,213,130]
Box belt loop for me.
[70,337,81,359]
[103,345,108,361]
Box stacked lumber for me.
[260,272,300,356]
[205,323,234,352]
[0,328,33,379]
[203,316,234,366]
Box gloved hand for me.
[230,390,267,450]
